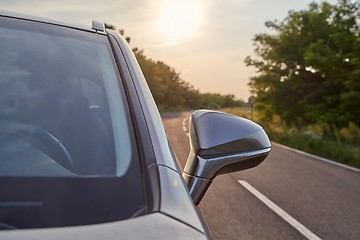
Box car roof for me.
[0,10,105,35]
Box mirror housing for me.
[182,110,271,204]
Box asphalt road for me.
[162,111,360,240]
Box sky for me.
[1,0,336,101]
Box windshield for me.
[0,17,145,229]
[0,18,133,177]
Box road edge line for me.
[272,142,360,173]
[238,180,322,240]
[182,117,189,138]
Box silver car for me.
[0,11,271,239]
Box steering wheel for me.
[0,120,74,171]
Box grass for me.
[222,107,360,169]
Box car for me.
[0,11,271,239]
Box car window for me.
[0,19,133,177]
[79,78,104,108]
[0,17,145,229]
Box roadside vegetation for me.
[241,0,360,168]
[245,0,360,128]
[268,120,360,168]
[223,108,360,168]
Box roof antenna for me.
[92,20,105,32]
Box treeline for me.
[105,24,246,111]
[245,0,360,128]
[134,49,245,111]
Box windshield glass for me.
[0,17,145,230]
[0,18,133,177]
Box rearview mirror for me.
[182,110,271,204]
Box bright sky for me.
[1,0,336,100]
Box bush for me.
[223,108,360,168]
[266,119,360,168]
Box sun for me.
[157,0,203,45]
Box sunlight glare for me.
[158,0,203,45]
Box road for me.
[162,111,360,240]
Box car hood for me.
[0,212,207,239]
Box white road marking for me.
[238,180,322,240]
[182,117,189,138]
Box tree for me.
[245,0,360,126]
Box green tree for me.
[134,50,188,110]
[245,0,360,126]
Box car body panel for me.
[107,30,211,236]
[0,213,207,240]
[158,165,206,233]
[0,10,99,35]
[108,30,181,173]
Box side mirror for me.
[182,110,271,204]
